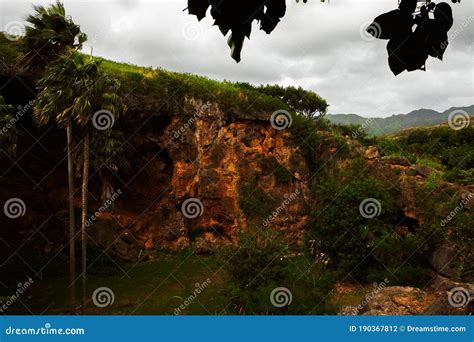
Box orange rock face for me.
[89,100,312,257]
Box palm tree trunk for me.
[66,123,76,312]
[81,132,90,314]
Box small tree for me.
[258,85,328,120]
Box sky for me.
[1,0,473,117]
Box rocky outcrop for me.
[70,99,311,259]
[341,284,472,315]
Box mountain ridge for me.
[327,105,474,136]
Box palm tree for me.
[26,1,87,312]
[22,1,87,72]
[34,53,83,311]
[35,52,124,312]
[62,54,124,312]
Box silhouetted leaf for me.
[187,0,210,21]
[434,2,453,31]
[399,0,417,15]
[367,10,412,40]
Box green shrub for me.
[443,168,474,185]
[224,230,336,314]
[309,160,435,285]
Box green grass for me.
[97,57,289,118]
[0,36,290,119]
[13,250,229,315]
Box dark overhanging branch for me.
[186,0,461,76]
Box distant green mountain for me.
[327,105,474,136]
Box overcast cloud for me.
[1,0,473,117]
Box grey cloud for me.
[1,0,473,117]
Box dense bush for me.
[224,230,336,314]
[310,159,434,284]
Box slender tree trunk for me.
[81,132,90,314]
[66,123,76,312]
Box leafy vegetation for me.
[309,159,434,286]
[367,0,459,75]
[186,0,329,62]
[235,83,328,120]
[224,230,335,314]
[378,125,474,184]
